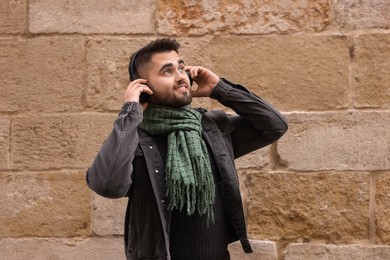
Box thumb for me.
[190,89,202,97]
[141,102,149,111]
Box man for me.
[86,38,288,260]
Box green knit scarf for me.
[139,104,215,222]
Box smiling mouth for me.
[174,84,188,90]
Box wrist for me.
[209,79,229,100]
[119,101,142,115]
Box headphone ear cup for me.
[186,70,193,86]
[129,51,139,81]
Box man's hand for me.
[123,79,153,110]
[186,66,220,97]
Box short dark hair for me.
[129,38,181,80]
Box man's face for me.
[145,51,192,107]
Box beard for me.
[149,87,193,108]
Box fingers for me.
[190,89,202,97]
[124,79,153,103]
[185,66,220,97]
[186,66,219,82]
[141,102,149,111]
[185,65,202,79]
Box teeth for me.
[174,84,187,90]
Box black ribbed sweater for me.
[154,135,231,260]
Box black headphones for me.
[128,49,141,82]
[128,48,193,103]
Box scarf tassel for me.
[166,155,215,222]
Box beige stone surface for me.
[0,37,85,113]
[0,0,26,33]
[278,111,390,171]
[29,0,155,34]
[244,170,370,242]
[0,237,126,260]
[157,0,330,35]
[0,171,91,237]
[331,0,390,30]
[92,194,127,236]
[0,116,10,170]
[86,37,154,111]
[0,1,389,259]
[86,37,213,111]
[209,36,350,111]
[0,237,274,260]
[354,33,390,108]
[229,240,277,260]
[11,113,116,170]
[285,243,390,260]
[375,172,390,243]
[235,146,270,170]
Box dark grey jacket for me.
[86,79,288,260]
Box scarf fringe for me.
[166,154,215,221]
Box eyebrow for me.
[159,59,185,73]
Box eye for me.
[178,66,185,73]
[163,68,172,74]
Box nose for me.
[175,69,186,82]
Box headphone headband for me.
[128,49,140,81]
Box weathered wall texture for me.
[0,0,389,259]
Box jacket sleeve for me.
[210,78,288,158]
[86,102,143,198]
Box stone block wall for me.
[0,0,389,259]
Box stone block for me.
[11,113,116,170]
[0,37,85,113]
[285,243,390,260]
[86,37,213,111]
[0,0,26,33]
[92,193,127,236]
[0,171,91,237]
[29,0,155,34]
[229,240,277,260]
[278,111,390,171]
[243,170,370,242]
[157,0,330,35]
[0,237,125,260]
[0,116,10,170]
[86,37,154,111]
[209,36,350,111]
[354,33,390,108]
[331,0,390,30]
[235,146,269,170]
[375,172,390,243]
